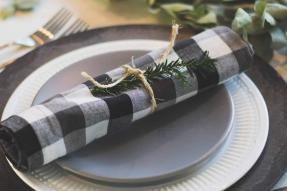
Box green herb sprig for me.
[91,51,215,96]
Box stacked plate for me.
[1,26,269,191]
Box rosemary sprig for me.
[91,51,215,96]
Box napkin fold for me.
[0,26,254,171]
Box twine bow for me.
[81,64,157,111]
[81,23,179,113]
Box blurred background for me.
[1,0,286,78]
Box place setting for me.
[0,1,286,191]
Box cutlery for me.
[0,8,89,70]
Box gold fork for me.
[0,8,72,49]
[0,9,89,70]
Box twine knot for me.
[81,64,157,112]
[81,23,179,113]
[122,65,157,112]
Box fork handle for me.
[0,48,31,70]
[0,43,10,51]
[0,44,10,50]
[0,59,13,70]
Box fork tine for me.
[61,21,78,36]
[72,20,88,32]
[77,23,89,33]
[32,8,69,41]
[42,8,67,29]
[69,23,88,35]
[29,8,88,45]
[78,24,89,33]
[47,11,72,34]
[45,9,69,31]
[63,19,86,36]
[71,21,89,34]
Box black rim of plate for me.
[0,25,286,191]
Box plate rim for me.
[3,39,235,184]
[2,40,268,191]
[0,25,273,191]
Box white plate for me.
[1,40,269,191]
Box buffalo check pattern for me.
[0,26,254,171]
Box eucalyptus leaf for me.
[197,11,217,24]
[231,8,252,33]
[266,3,287,20]
[0,5,15,19]
[147,0,156,6]
[251,0,268,30]
[148,0,192,9]
[254,0,266,16]
[160,3,195,16]
[190,4,208,19]
[160,3,217,27]
[270,27,287,49]
[143,0,287,61]
[265,12,276,25]
[279,0,287,5]
[14,0,38,11]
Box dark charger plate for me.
[0,25,286,191]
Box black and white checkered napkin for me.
[0,26,254,171]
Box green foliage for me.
[254,0,266,16]
[145,0,287,62]
[0,5,15,19]
[266,3,287,19]
[270,27,287,49]
[160,3,217,28]
[0,0,38,19]
[14,0,38,11]
[231,8,251,39]
[91,51,215,96]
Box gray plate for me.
[33,50,234,185]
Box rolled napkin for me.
[0,26,254,171]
